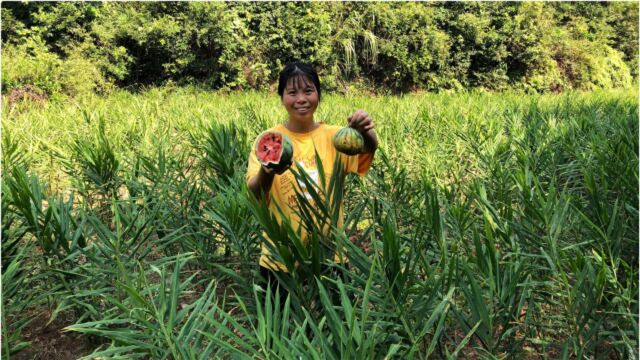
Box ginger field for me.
[2,88,638,359]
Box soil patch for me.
[12,308,97,360]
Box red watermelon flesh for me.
[255,131,293,169]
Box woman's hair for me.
[277,62,321,101]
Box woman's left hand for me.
[347,109,375,133]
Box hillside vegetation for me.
[2,2,638,99]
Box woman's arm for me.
[248,167,276,201]
[361,128,378,153]
[247,163,292,201]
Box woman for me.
[246,62,378,293]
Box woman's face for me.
[281,75,319,121]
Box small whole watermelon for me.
[333,127,364,156]
[255,131,294,172]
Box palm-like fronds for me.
[2,89,637,358]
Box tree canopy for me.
[2,2,637,97]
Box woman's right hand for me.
[262,161,293,176]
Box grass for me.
[2,86,638,359]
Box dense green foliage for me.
[2,2,637,98]
[2,88,638,358]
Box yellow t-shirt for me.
[246,123,374,272]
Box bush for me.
[1,2,637,94]
[2,41,112,99]
[549,31,632,91]
[357,3,453,92]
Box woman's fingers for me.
[348,110,375,133]
[348,110,366,124]
[357,117,373,131]
[262,160,291,175]
[364,120,374,131]
[276,161,292,175]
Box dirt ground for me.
[11,308,97,360]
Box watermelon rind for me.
[333,127,364,156]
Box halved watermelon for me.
[255,131,293,171]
